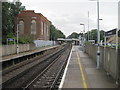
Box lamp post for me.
[16,19,22,54]
[80,24,85,52]
[17,22,19,54]
[89,0,100,69]
[88,11,90,41]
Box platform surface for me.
[61,46,117,88]
[2,45,59,62]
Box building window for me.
[19,20,24,34]
[44,23,46,36]
[47,25,49,36]
[31,20,36,35]
[41,22,44,35]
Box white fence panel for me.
[34,40,56,47]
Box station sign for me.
[105,29,117,37]
[7,38,15,41]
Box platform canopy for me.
[57,38,79,41]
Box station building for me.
[15,10,51,41]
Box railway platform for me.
[2,45,59,62]
[59,46,117,88]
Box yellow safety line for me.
[76,51,88,90]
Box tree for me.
[67,29,105,43]
[87,29,105,43]
[67,32,84,39]
[57,30,66,39]
[118,30,120,37]
[50,25,66,41]
[2,2,11,44]
[50,25,56,40]
[67,32,79,39]
[100,30,105,42]
[2,1,25,44]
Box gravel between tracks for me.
[2,45,68,89]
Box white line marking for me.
[58,46,73,89]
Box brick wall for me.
[15,10,51,41]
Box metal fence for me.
[34,40,56,47]
[85,44,119,81]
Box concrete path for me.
[61,46,117,88]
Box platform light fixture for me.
[16,19,22,54]
[80,23,85,52]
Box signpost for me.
[104,28,117,48]
[105,29,117,37]
[7,38,16,45]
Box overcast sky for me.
[12,0,119,36]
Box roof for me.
[18,10,50,22]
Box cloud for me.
[20,0,118,36]
[19,0,119,3]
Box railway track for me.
[24,44,71,90]
[2,45,64,84]
[2,44,72,89]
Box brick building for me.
[15,10,51,41]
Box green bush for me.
[6,33,16,44]
[6,33,32,44]
[85,41,90,45]
[19,36,32,44]
[118,45,120,49]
